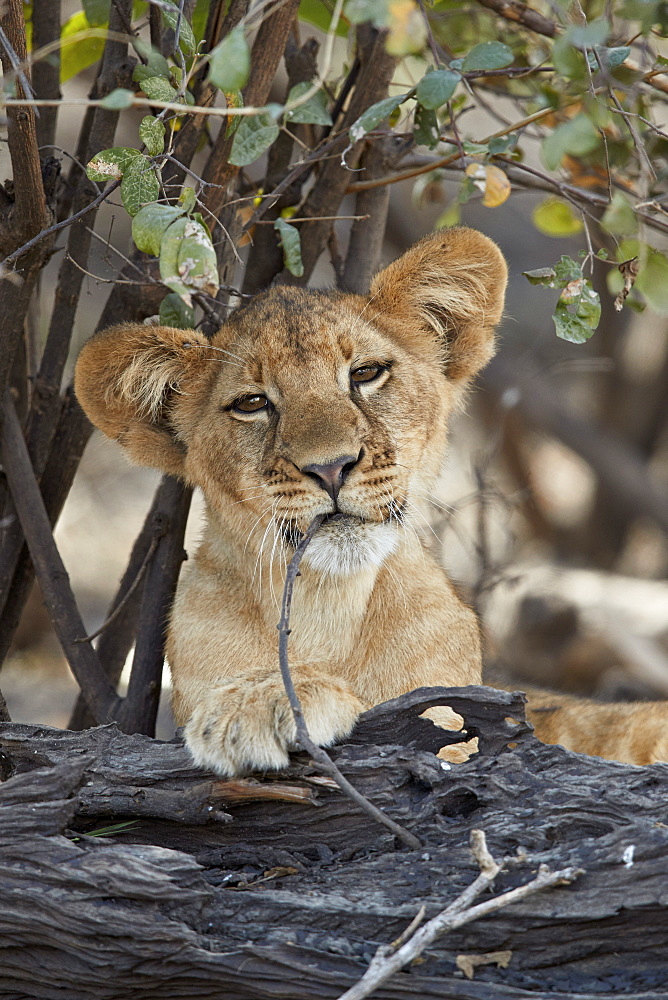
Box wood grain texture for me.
[1,687,668,999]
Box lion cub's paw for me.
[184,673,364,776]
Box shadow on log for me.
[1,686,668,999]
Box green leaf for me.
[60,12,106,83]
[159,291,195,329]
[159,216,220,302]
[285,82,333,125]
[564,19,609,48]
[523,254,584,289]
[160,1,197,54]
[523,267,558,287]
[601,191,637,236]
[533,198,583,237]
[551,34,586,78]
[139,115,166,155]
[461,41,513,72]
[208,26,250,92]
[414,104,440,149]
[229,111,280,166]
[190,212,212,240]
[120,155,160,216]
[274,219,304,277]
[86,146,141,183]
[139,75,179,102]
[635,249,668,313]
[554,255,583,283]
[133,45,171,83]
[434,202,461,229]
[488,134,518,155]
[300,0,350,35]
[592,45,631,69]
[192,0,212,42]
[622,0,660,31]
[349,93,410,142]
[179,187,197,213]
[415,69,460,110]
[83,0,110,26]
[462,139,489,154]
[541,113,600,170]
[554,277,601,342]
[99,88,135,110]
[132,203,185,255]
[344,0,390,26]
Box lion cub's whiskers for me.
[348,286,381,340]
[252,500,281,596]
[244,500,277,556]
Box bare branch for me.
[0,390,119,723]
[278,515,422,850]
[0,179,121,269]
[31,0,61,149]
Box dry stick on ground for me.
[277,515,422,851]
[337,829,583,1000]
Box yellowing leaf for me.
[60,12,105,83]
[481,164,510,207]
[386,0,427,55]
[533,198,583,237]
[465,163,510,208]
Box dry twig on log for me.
[337,829,583,1000]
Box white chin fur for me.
[302,519,399,575]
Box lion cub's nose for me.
[301,454,360,502]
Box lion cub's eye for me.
[233,394,270,413]
[351,363,383,385]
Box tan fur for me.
[74,227,662,774]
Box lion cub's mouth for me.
[320,512,362,527]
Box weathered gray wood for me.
[1,687,668,999]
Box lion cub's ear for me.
[369,227,507,384]
[75,323,212,476]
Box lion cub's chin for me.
[301,516,399,576]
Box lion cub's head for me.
[75,228,506,575]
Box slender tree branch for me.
[277,515,422,851]
[474,0,558,37]
[74,536,161,645]
[0,0,53,398]
[0,390,119,723]
[31,0,61,150]
[117,478,192,737]
[341,134,413,294]
[201,0,301,219]
[0,179,121,269]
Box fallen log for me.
[1,686,667,999]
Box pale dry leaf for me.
[456,949,513,980]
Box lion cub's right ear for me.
[74,323,212,476]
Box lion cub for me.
[75,228,668,773]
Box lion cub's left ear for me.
[369,227,507,383]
